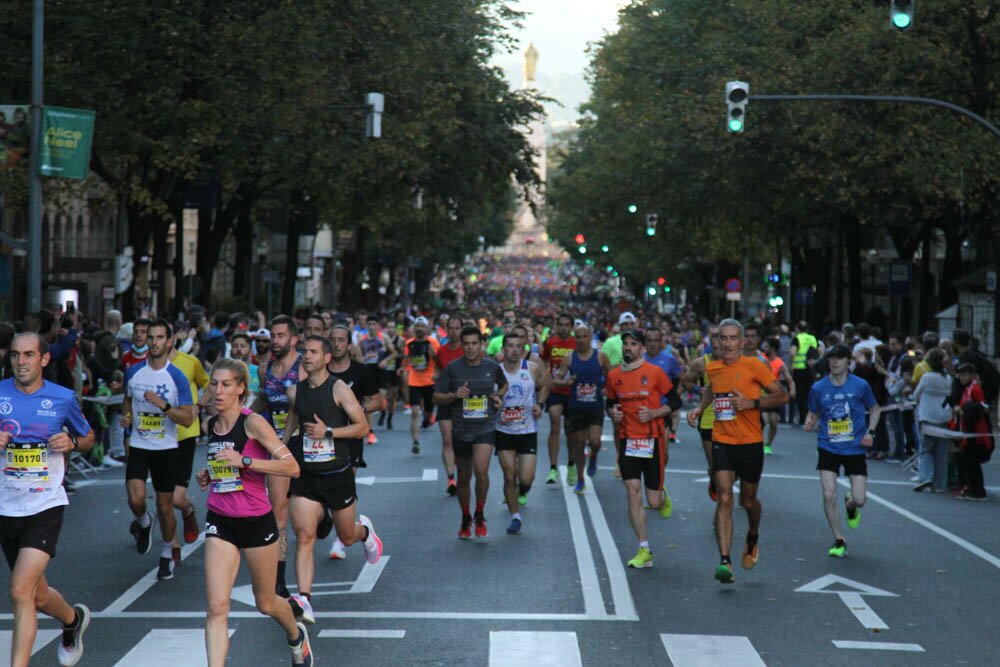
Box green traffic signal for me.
[578,245,587,254]
[891,0,914,29]
[892,12,911,28]
[601,244,609,252]
[627,204,638,214]
[728,118,744,132]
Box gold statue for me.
[523,43,539,82]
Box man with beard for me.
[433,316,466,495]
[401,317,440,454]
[121,320,196,581]
[540,313,576,484]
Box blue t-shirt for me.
[125,360,194,451]
[807,374,876,455]
[0,378,91,516]
[645,351,683,406]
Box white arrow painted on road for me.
[231,557,389,607]
[796,574,897,630]
[357,468,437,486]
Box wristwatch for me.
[752,399,760,409]
[242,456,253,469]
[867,429,876,436]
[71,436,79,451]
[325,427,334,440]
[162,401,172,412]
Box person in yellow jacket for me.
[789,321,817,426]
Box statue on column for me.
[523,43,539,83]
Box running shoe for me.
[708,478,718,502]
[574,479,585,495]
[627,547,653,569]
[741,535,759,570]
[131,512,155,555]
[288,594,315,625]
[545,468,558,484]
[328,538,346,560]
[377,412,386,427]
[447,477,457,496]
[156,557,174,581]
[458,515,473,540]
[182,509,199,544]
[317,508,334,540]
[506,518,522,535]
[959,491,988,502]
[714,562,734,584]
[828,540,847,558]
[474,514,488,538]
[367,431,378,445]
[411,440,420,455]
[845,494,860,529]
[289,622,314,667]
[764,444,773,456]
[587,451,598,477]
[358,515,382,564]
[421,416,431,429]
[659,491,673,519]
[57,603,90,667]
[517,494,528,506]
[566,464,577,487]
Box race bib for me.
[272,410,288,435]
[827,417,854,443]
[500,405,526,427]
[303,435,336,463]
[625,437,655,459]
[411,355,427,371]
[713,395,736,421]
[138,411,166,438]
[576,383,598,403]
[207,459,243,493]
[5,443,49,481]
[463,396,488,419]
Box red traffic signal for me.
[656,276,666,286]
[574,233,585,245]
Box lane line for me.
[833,640,925,652]
[837,480,1000,570]
[113,628,234,666]
[489,631,582,667]
[319,629,405,639]
[350,557,389,593]
[559,465,607,619]
[583,483,638,620]
[103,535,205,613]
[0,629,60,658]
[88,611,605,621]
[660,633,766,666]
[421,468,438,481]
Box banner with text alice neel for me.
[39,105,96,180]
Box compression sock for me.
[138,513,151,528]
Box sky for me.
[491,0,627,130]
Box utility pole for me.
[27,0,44,312]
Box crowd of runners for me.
[0,281,996,665]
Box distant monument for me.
[499,43,565,258]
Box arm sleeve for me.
[168,366,194,405]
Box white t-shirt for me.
[125,361,193,451]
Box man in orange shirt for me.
[687,319,787,584]
[401,317,440,454]
[605,330,681,570]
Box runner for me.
[762,336,795,455]
[803,344,879,558]
[282,336,382,623]
[121,319,196,581]
[605,329,681,568]
[643,326,685,513]
[434,316,466,495]
[197,359,312,667]
[326,324,383,559]
[555,322,611,493]
[402,316,440,453]
[681,325,721,501]
[433,326,508,539]
[540,313,575,484]
[377,318,405,431]
[0,333,94,667]
[249,315,305,598]
[496,332,550,534]
[358,316,395,446]
[686,319,787,584]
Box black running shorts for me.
[290,469,357,512]
[453,431,496,460]
[566,408,604,434]
[712,441,765,484]
[408,385,435,413]
[816,447,868,477]
[0,505,64,567]
[204,509,279,550]
[175,437,197,488]
[617,438,666,490]
[495,431,538,455]
[126,446,179,493]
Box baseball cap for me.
[414,316,429,326]
[253,328,271,340]
[621,329,645,344]
[826,344,851,359]
[618,311,637,325]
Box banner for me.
[0,105,31,169]
[39,106,95,179]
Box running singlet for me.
[406,337,440,387]
[359,333,385,366]
[293,375,351,474]
[384,335,403,372]
[808,374,876,456]
[125,360,194,451]
[498,360,537,435]
[569,351,604,410]
[0,378,90,517]
[605,361,673,448]
[206,409,271,517]
[706,356,775,445]
[541,335,575,396]
[263,355,301,439]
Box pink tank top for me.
[206,409,273,517]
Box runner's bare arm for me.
[242,413,300,478]
[553,352,574,386]
[680,356,703,390]
[332,380,370,439]
[48,428,95,454]
[282,385,299,446]
[531,360,551,405]
[862,404,882,448]
[758,379,788,409]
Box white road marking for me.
[837,480,1000,570]
[796,574,896,630]
[93,610,599,620]
[582,480,638,620]
[489,631,582,667]
[0,629,60,658]
[102,535,205,613]
[356,474,437,484]
[350,557,389,593]
[231,557,388,606]
[559,465,606,619]
[113,628,233,666]
[319,629,405,639]
[836,592,889,630]
[660,633,766,666]
[421,468,438,481]
[833,640,925,652]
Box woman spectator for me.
[952,363,993,501]
[912,348,953,492]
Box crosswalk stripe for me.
[113,628,233,666]
[660,633,766,666]
[489,631,582,666]
[0,629,61,659]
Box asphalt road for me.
[2,410,998,666]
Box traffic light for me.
[657,276,666,286]
[890,0,914,30]
[767,272,780,284]
[574,233,585,245]
[601,244,609,253]
[578,245,587,254]
[726,81,749,133]
[645,213,658,237]
[663,285,671,293]
[365,92,384,138]
[647,286,657,296]
[768,295,784,308]
[627,203,638,214]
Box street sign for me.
[725,277,742,293]
[888,260,911,297]
[795,287,814,305]
[726,291,742,302]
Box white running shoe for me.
[288,594,315,625]
[358,515,382,564]
[101,456,124,468]
[57,604,90,666]
[328,537,347,560]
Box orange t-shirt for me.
[707,356,776,445]
[404,336,440,386]
[605,361,673,441]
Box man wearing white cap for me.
[603,312,637,367]
[401,317,439,454]
[252,328,273,369]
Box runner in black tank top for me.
[281,336,385,626]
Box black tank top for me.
[293,374,350,473]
